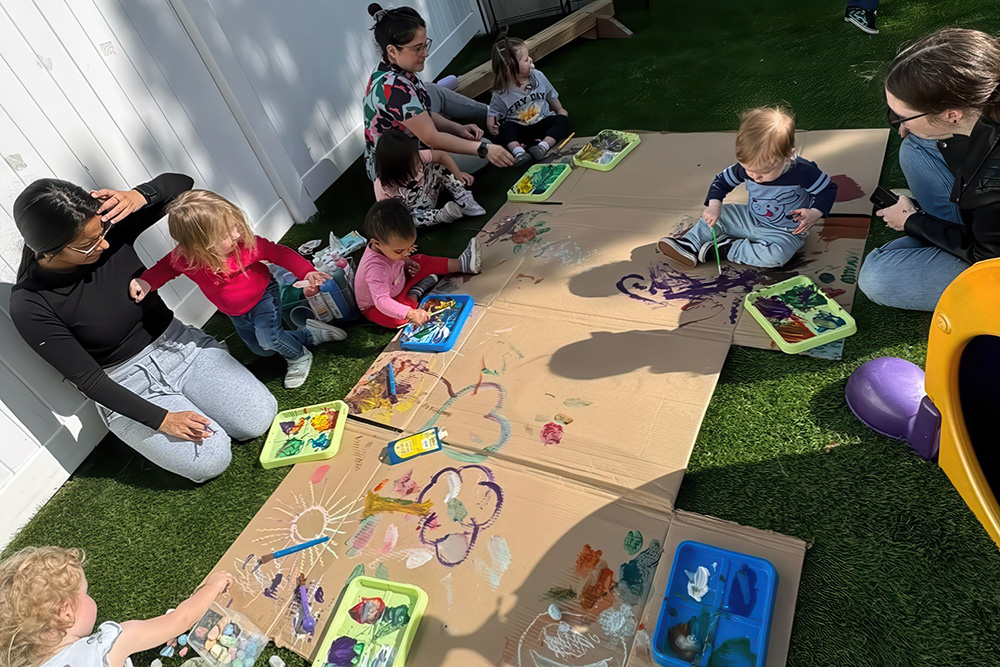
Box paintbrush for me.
[557,132,576,150]
[709,225,722,276]
[251,536,329,573]
[385,363,398,404]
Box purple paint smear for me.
[263,573,283,599]
[417,465,504,567]
[753,296,793,321]
[617,262,759,324]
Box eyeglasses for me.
[887,105,930,127]
[67,219,113,255]
[395,38,432,54]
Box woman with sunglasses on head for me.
[9,175,277,482]
[859,28,1000,311]
[362,4,515,183]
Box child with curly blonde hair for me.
[0,546,232,667]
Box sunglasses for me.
[887,105,930,127]
[67,218,113,255]
[395,37,432,54]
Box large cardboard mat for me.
[217,129,886,665]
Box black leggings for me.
[498,114,571,147]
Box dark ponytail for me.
[886,28,1000,125]
[368,4,426,60]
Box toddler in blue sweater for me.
[659,106,838,269]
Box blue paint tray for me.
[399,294,473,353]
[652,540,778,667]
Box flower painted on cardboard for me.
[416,465,504,567]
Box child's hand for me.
[790,208,823,234]
[404,258,421,276]
[702,200,723,227]
[407,308,431,325]
[486,116,500,135]
[200,571,234,595]
[456,172,475,186]
[305,270,331,287]
[129,278,150,302]
[461,124,484,141]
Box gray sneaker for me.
[305,318,347,345]
[284,348,313,389]
[434,201,464,224]
[458,237,482,274]
[528,144,550,161]
[407,274,439,302]
[513,150,533,167]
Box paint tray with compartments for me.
[507,162,572,202]
[187,602,268,667]
[259,400,348,469]
[652,541,778,667]
[744,275,857,354]
[311,576,428,667]
[572,129,641,171]
[399,293,474,353]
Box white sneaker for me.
[305,318,347,345]
[284,348,313,389]
[458,237,482,274]
[461,199,486,216]
[434,201,463,224]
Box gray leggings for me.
[97,320,277,482]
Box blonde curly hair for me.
[166,189,256,275]
[0,546,85,667]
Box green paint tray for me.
[572,130,641,171]
[507,163,572,202]
[311,576,428,667]
[259,400,348,469]
[744,275,857,354]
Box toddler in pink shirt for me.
[355,199,481,328]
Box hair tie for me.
[373,8,387,22]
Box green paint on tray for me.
[624,530,643,555]
[446,498,468,522]
[707,636,756,667]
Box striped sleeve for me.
[705,163,746,204]
[799,159,838,215]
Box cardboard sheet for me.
[212,420,677,665]
[627,511,807,667]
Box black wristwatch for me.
[133,182,157,205]
[477,140,489,159]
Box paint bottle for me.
[319,280,348,320]
[385,427,447,465]
[303,285,333,322]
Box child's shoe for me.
[513,150,533,168]
[407,275,439,302]
[457,237,482,274]
[285,348,313,389]
[434,201,464,224]
[528,142,551,162]
[657,236,699,268]
[697,234,734,263]
[305,318,347,344]
[845,7,877,34]
[461,199,486,216]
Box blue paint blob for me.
[727,565,758,617]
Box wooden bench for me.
[455,0,631,99]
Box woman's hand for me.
[91,188,147,224]
[406,308,431,325]
[486,143,515,167]
[790,208,823,235]
[159,410,214,442]
[460,124,484,141]
[702,200,723,226]
[129,278,151,303]
[455,171,475,186]
[876,194,917,231]
[305,270,331,287]
[486,116,500,135]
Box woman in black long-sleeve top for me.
[9,174,276,482]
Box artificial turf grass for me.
[6,1,1000,666]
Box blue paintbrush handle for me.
[272,536,330,560]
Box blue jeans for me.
[858,235,969,311]
[229,279,312,360]
[683,203,804,268]
[899,134,962,225]
[847,0,879,10]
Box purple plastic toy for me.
[845,357,941,460]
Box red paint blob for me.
[540,421,564,445]
[311,465,331,485]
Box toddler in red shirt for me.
[130,190,345,389]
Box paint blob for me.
[348,597,386,625]
[707,636,757,667]
[727,565,758,617]
[310,465,331,485]
[619,539,662,605]
[362,492,433,519]
[540,421,564,445]
[624,530,644,556]
[686,565,711,602]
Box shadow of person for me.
[549,329,729,380]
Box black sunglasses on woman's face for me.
[887,105,930,127]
